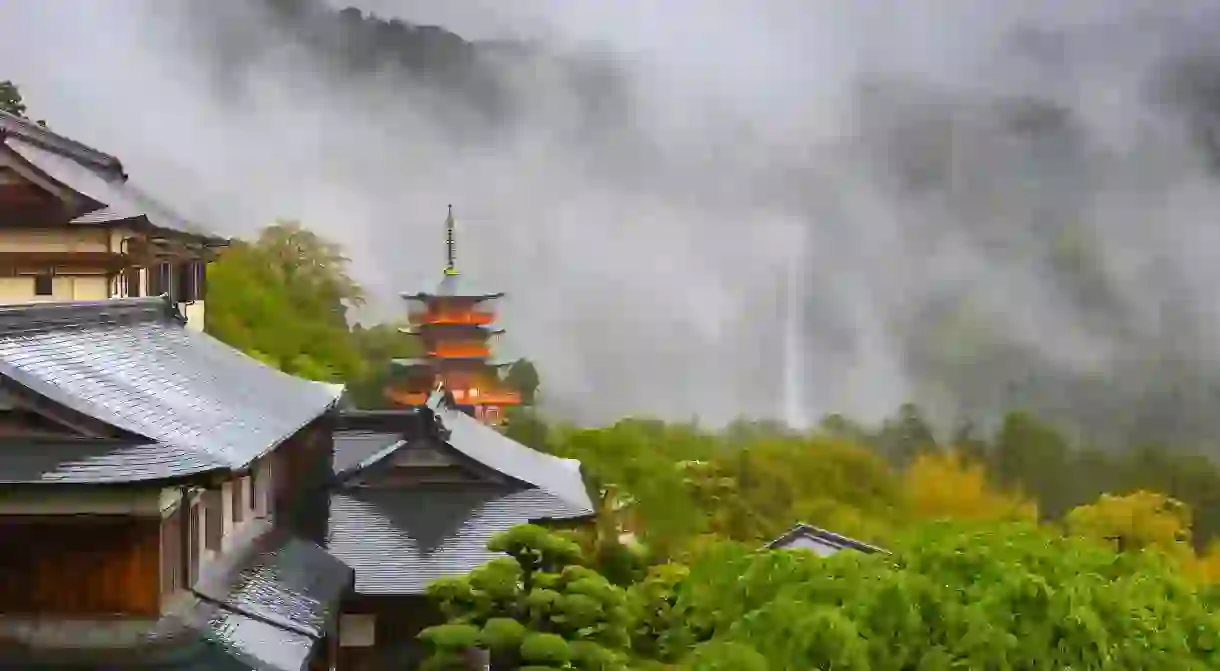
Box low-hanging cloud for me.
[5,0,1220,442]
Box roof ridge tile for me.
[0,109,123,173]
[0,296,181,335]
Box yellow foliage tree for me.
[1186,541,1220,584]
[903,451,1038,522]
[1063,490,1193,561]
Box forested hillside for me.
[162,2,1220,448]
[195,216,1220,667]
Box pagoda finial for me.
[444,204,459,276]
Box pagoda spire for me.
[444,204,459,276]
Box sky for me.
[4,1,1220,433]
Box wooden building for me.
[0,110,226,329]
[0,296,354,669]
[327,390,594,670]
[384,206,521,426]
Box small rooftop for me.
[401,273,505,302]
[765,523,888,556]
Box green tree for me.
[345,322,421,407]
[872,402,938,466]
[420,524,632,670]
[0,80,27,117]
[505,358,541,405]
[205,223,364,382]
[650,523,1220,670]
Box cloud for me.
[5,0,1220,440]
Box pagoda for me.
[384,206,521,425]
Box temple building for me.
[384,206,521,426]
[0,110,225,329]
[328,391,593,668]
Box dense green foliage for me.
[204,220,539,408]
[0,80,27,117]
[655,524,1220,669]
[419,525,631,670]
[191,218,1220,667]
[423,521,1220,670]
[1,80,47,126]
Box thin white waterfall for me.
[782,239,809,430]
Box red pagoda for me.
[384,206,521,425]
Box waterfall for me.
[782,239,809,430]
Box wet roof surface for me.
[329,485,590,595]
[0,437,222,484]
[429,394,593,512]
[0,109,221,240]
[0,297,342,481]
[195,523,354,640]
[332,431,407,478]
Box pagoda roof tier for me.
[392,357,514,369]
[400,325,505,336]
[401,274,505,302]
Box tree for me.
[646,523,1220,670]
[902,451,1037,523]
[419,524,632,670]
[0,80,27,117]
[505,358,541,405]
[205,224,365,382]
[872,402,938,466]
[1064,490,1193,559]
[345,322,421,407]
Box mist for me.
[4,1,1220,439]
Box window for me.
[204,489,223,552]
[32,272,53,297]
[340,614,376,648]
[123,267,141,297]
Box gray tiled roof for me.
[332,430,405,478]
[0,613,308,671]
[765,523,888,556]
[162,598,319,671]
[0,297,343,478]
[402,273,505,301]
[328,485,591,595]
[194,521,354,640]
[0,109,120,171]
[429,392,594,512]
[7,137,220,240]
[0,437,223,484]
[3,563,334,671]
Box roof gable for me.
[0,297,343,473]
[427,390,593,512]
[402,273,505,301]
[0,111,224,241]
[0,110,121,173]
[329,485,590,595]
[765,523,887,556]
